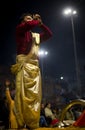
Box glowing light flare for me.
[63,8,77,16]
[38,50,48,57]
[60,76,64,80]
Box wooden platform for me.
[6,127,85,130]
[34,127,85,130]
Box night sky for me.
[0,0,85,80]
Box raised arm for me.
[40,24,52,42]
[33,14,52,43]
[16,20,41,34]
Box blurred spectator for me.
[45,103,59,127]
[5,81,18,128]
[65,109,75,120]
[52,108,60,120]
[0,96,9,128]
[39,103,48,127]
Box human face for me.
[48,103,51,108]
[41,103,44,108]
[24,15,33,22]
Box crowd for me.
[0,79,85,128]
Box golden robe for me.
[11,33,42,129]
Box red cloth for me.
[51,119,59,126]
[73,110,85,127]
[16,20,52,55]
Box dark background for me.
[0,0,85,80]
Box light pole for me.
[63,8,81,96]
[38,50,48,76]
[38,50,48,87]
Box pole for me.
[41,57,44,88]
[71,15,81,97]
[41,57,43,78]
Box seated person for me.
[44,103,59,127]
[65,109,75,120]
[39,103,48,127]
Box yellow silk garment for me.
[11,33,42,129]
[5,88,18,128]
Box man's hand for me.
[33,14,43,25]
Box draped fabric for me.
[11,33,42,129]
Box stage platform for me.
[5,127,85,130]
[34,127,85,130]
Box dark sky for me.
[0,0,85,80]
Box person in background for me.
[52,108,60,119]
[65,108,75,121]
[5,79,18,129]
[0,96,9,129]
[39,103,48,127]
[45,103,59,127]
[11,12,52,129]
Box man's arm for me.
[33,14,53,42]
[40,24,53,42]
[16,20,41,34]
